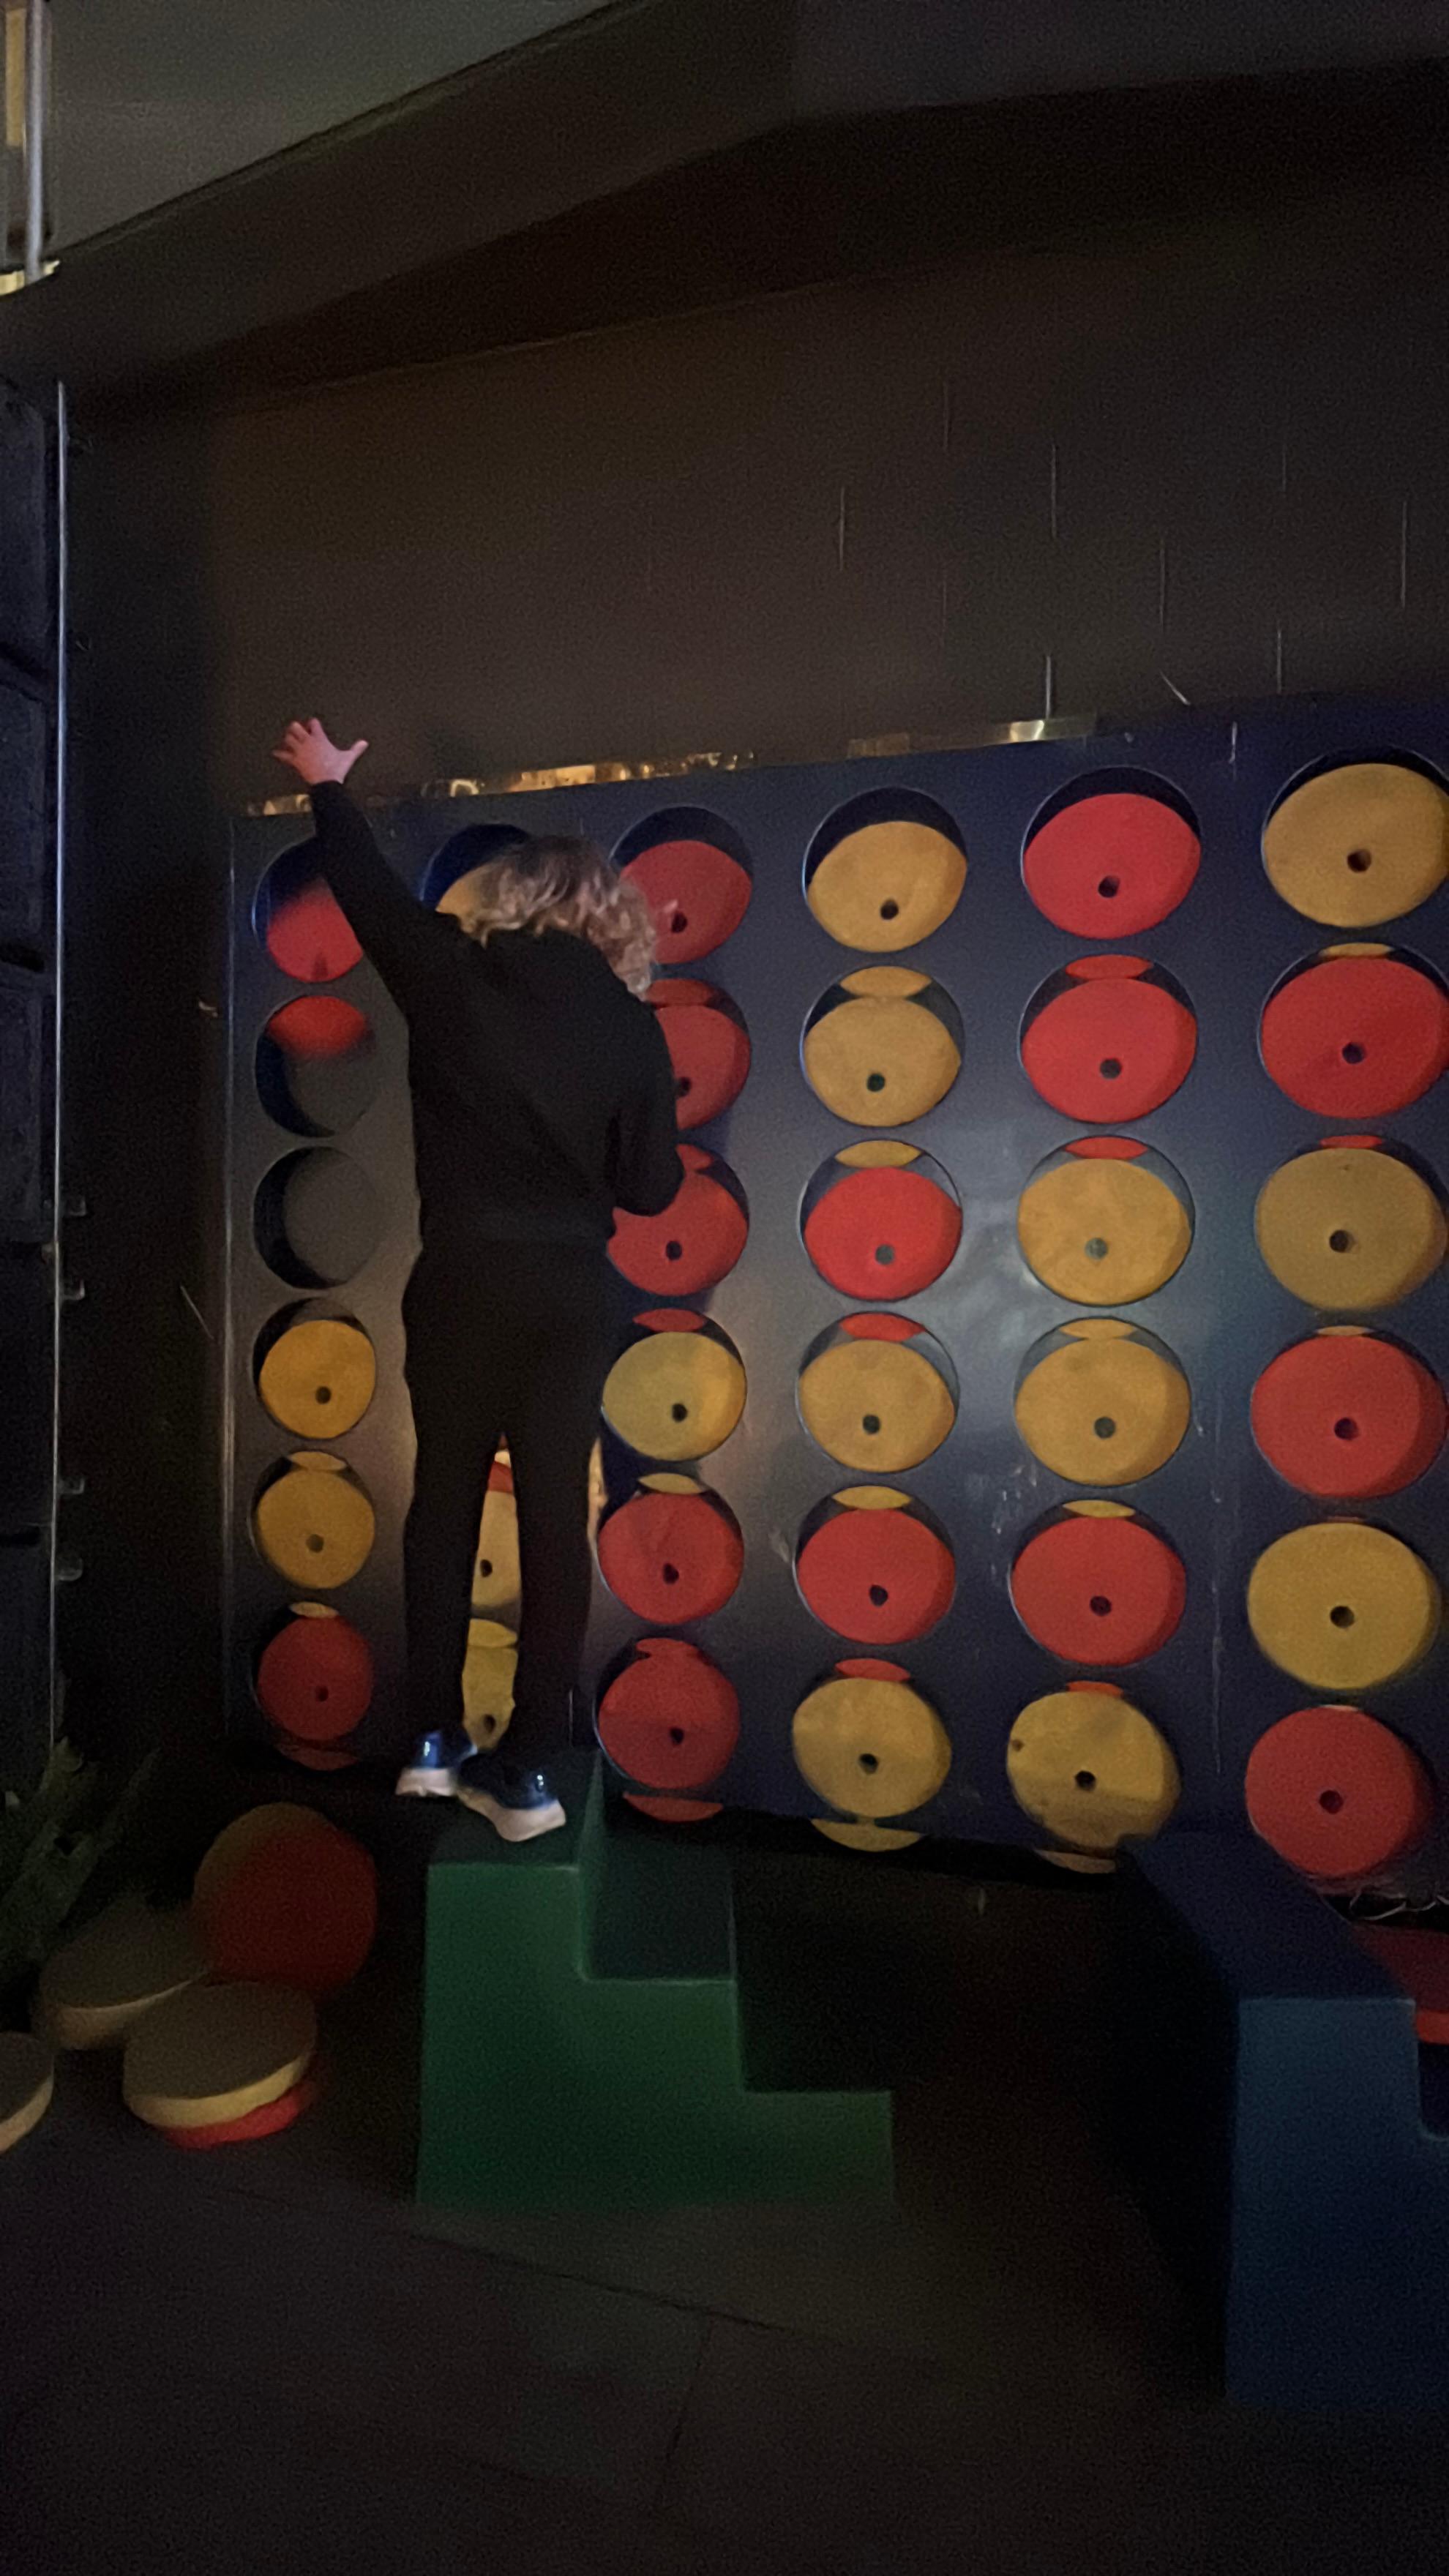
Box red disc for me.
[1024,792,1200,937]
[803,1166,962,1300]
[597,1488,744,1622]
[256,1615,374,1743]
[624,1795,723,1824]
[610,1159,747,1294]
[624,841,752,964]
[1245,1704,1434,1881]
[267,997,370,1060]
[162,2074,321,2150]
[648,984,752,1128]
[596,1638,739,1790]
[1260,954,1449,1116]
[1252,1336,1446,1499]
[273,1737,361,1772]
[1010,1513,1186,1664]
[263,877,362,984]
[796,1505,954,1644]
[1352,1925,1449,2044]
[195,1816,378,1996]
[1022,968,1197,1120]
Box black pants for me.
[402,1239,617,1769]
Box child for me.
[272,718,681,1839]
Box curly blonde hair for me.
[438,834,657,996]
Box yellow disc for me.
[462,1618,516,1748]
[1008,1688,1180,1854]
[807,820,967,952]
[38,1895,208,2051]
[254,1456,375,1587]
[1036,1849,1117,1875]
[793,1675,951,1819]
[0,2032,53,2154]
[257,1317,376,1441]
[833,1485,912,1511]
[812,1818,923,1852]
[1016,1156,1191,1306]
[803,995,961,1127]
[1247,1521,1441,1690]
[192,1802,323,1916]
[799,1336,955,1472]
[1255,1145,1446,1312]
[123,1980,317,2130]
[473,1481,520,1615]
[1014,1327,1189,1486]
[602,1330,746,1461]
[1263,762,1449,927]
[836,1139,921,1169]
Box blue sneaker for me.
[395,1728,471,1799]
[454,1748,567,1843]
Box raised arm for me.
[272,718,454,1014]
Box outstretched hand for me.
[272,718,369,789]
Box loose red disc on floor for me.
[1010,1510,1186,1664]
[1259,952,1449,1116]
[263,872,362,984]
[624,841,752,964]
[648,982,752,1127]
[1351,1925,1449,2044]
[1021,961,1197,1121]
[256,1614,374,1743]
[796,1503,954,1643]
[1251,1333,1446,1499]
[1244,1704,1434,1881]
[597,1486,744,1623]
[803,1164,962,1300]
[596,1638,740,1791]
[610,1147,747,1293]
[1023,790,1200,937]
[162,2073,321,2149]
[194,1814,378,1996]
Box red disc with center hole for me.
[1251,1336,1446,1498]
[256,1615,374,1742]
[597,1489,744,1623]
[624,1795,723,1824]
[267,996,371,1059]
[1010,1514,1186,1664]
[624,842,752,964]
[1244,1704,1434,1880]
[1260,955,1449,1116]
[796,1507,954,1644]
[263,878,362,984]
[1022,967,1197,1120]
[803,1165,962,1299]
[610,1154,747,1294]
[648,984,752,1128]
[596,1638,740,1789]
[1024,793,1200,937]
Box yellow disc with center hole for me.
[38,1895,208,2050]
[1008,1688,1180,1853]
[602,1331,746,1460]
[1264,762,1449,927]
[258,1318,376,1440]
[1016,1156,1191,1305]
[122,1981,317,2130]
[812,1818,923,1852]
[254,1458,375,1587]
[1014,1327,1189,1486]
[1247,1521,1441,1690]
[473,1483,520,1614]
[793,1675,951,1819]
[799,1337,955,1472]
[803,995,961,1126]
[1255,1145,1446,1311]
[807,820,967,953]
[0,2032,54,2154]
[463,1618,516,1747]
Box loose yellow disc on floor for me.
[1247,1521,1441,1690]
[1014,1323,1189,1486]
[803,993,960,1126]
[1008,1688,1180,1854]
[602,1330,746,1461]
[1263,762,1449,927]
[807,820,967,952]
[812,1818,923,1852]
[1255,1144,1447,1311]
[38,1894,208,2050]
[1016,1155,1191,1305]
[254,1456,375,1587]
[258,1317,376,1440]
[463,1618,516,1748]
[123,1980,317,2131]
[799,1336,955,1472]
[793,1675,951,1819]
[1036,1849,1117,1875]
[473,1482,520,1615]
[192,1802,322,1917]
[0,2032,53,2154]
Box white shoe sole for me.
[454,1786,567,1843]
[395,1767,460,1799]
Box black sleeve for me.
[611,1014,684,1216]
[308,779,459,1014]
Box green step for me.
[417,1759,893,2213]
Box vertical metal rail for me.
[22,0,45,281]
[46,379,67,1750]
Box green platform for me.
[418,1759,894,2212]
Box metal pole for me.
[23,0,45,281]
